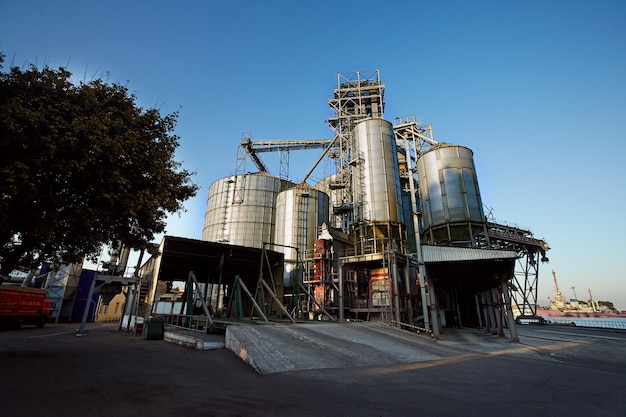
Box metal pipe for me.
[390,250,401,324]
[403,137,421,249]
[338,262,344,321]
[402,136,431,331]
[403,256,414,325]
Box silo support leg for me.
[239,277,269,322]
[480,292,490,333]
[487,291,498,335]
[189,272,213,328]
[259,278,296,324]
[491,287,504,337]
[403,259,414,324]
[391,254,401,324]
[501,280,519,343]
[427,276,440,339]
[474,293,484,329]
[419,266,430,331]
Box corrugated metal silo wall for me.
[203,173,294,249]
[274,184,329,286]
[353,118,404,223]
[314,173,344,229]
[416,144,486,245]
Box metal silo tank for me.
[314,174,344,228]
[274,183,329,286]
[202,172,292,249]
[353,118,403,223]
[416,144,486,246]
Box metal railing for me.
[544,317,626,330]
[155,313,214,333]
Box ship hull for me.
[536,309,626,318]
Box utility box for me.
[142,318,164,340]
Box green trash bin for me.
[143,318,164,340]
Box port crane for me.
[551,270,567,307]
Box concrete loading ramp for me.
[225,321,506,374]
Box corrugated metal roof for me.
[422,246,518,263]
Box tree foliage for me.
[0,53,198,274]
[597,301,618,312]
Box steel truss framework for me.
[237,133,333,179]
[480,221,550,318]
[326,70,385,231]
[233,134,333,204]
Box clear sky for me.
[2,0,625,309]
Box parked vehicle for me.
[0,285,54,329]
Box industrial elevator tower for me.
[326,70,385,232]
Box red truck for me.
[0,285,54,329]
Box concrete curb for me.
[163,329,225,351]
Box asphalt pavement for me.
[1,321,624,417]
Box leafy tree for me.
[0,52,198,275]
[597,301,617,313]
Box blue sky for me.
[2,0,625,308]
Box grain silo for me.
[314,173,347,229]
[416,144,486,247]
[274,182,329,286]
[350,117,407,255]
[203,172,294,249]
[352,117,404,223]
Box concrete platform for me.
[225,321,513,374]
[163,325,225,350]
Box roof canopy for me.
[152,236,284,284]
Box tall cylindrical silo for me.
[314,173,345,229]
[416,144,486,247]
[274,183,329,286]
[353,118,403,223]
[203,172,293,249]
